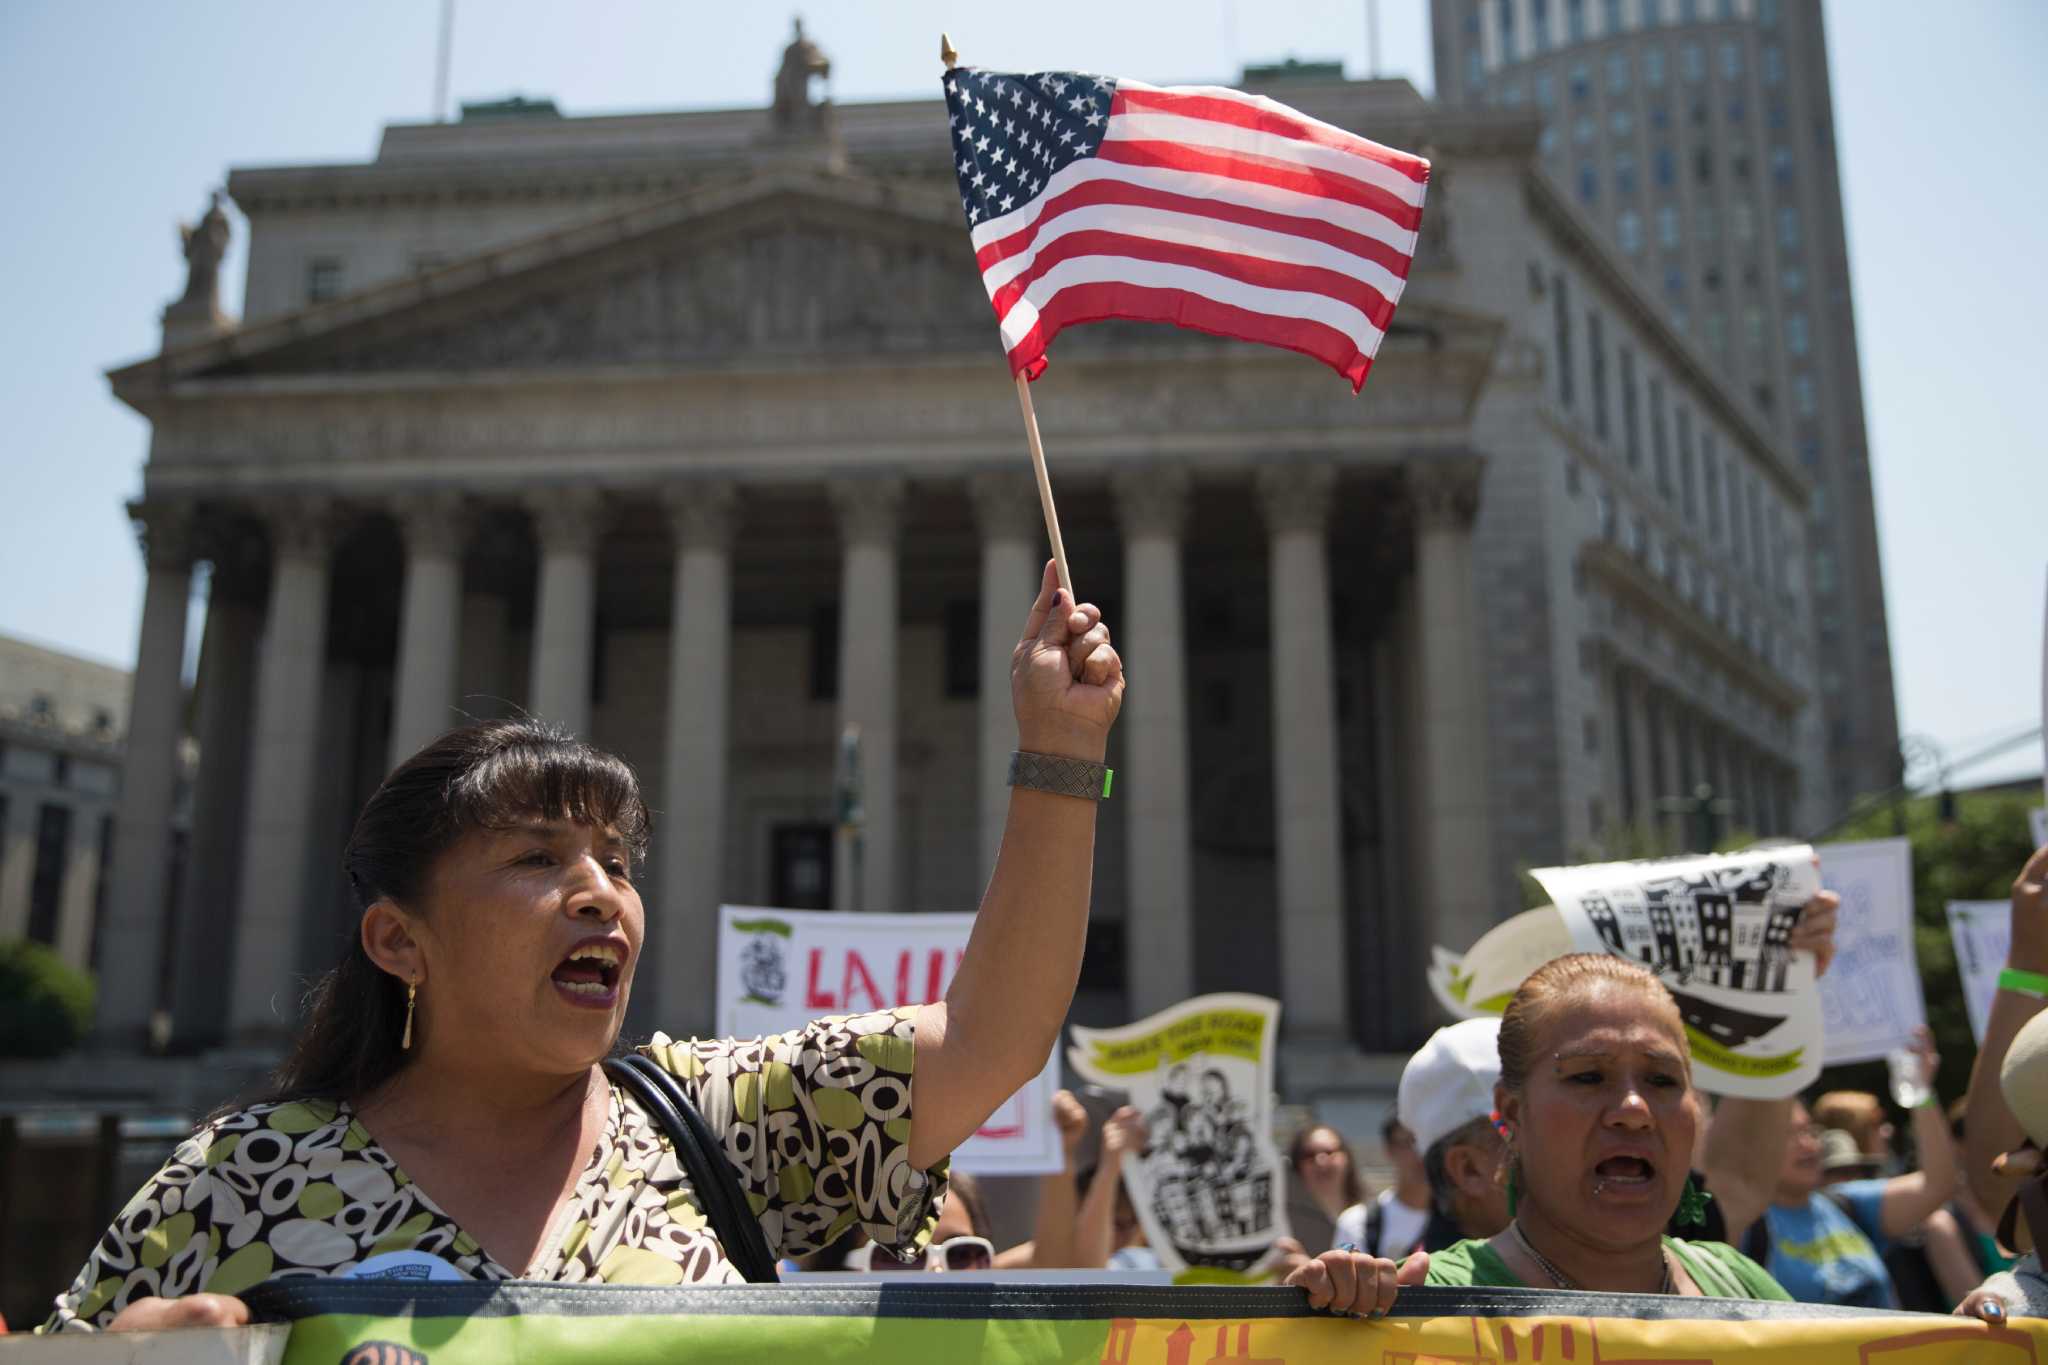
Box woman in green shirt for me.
[1420,952,1788,1301]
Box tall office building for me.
[1431,0,1898,811]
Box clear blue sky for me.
[1,1,2041,795]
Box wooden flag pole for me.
[944,32,1074,598]
[1015,373,1074,599]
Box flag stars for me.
[1000,195,1015,211]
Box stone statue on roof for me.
[175,191,230,312]
[772,17,832,133]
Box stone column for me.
[1259,465,1348,1038]
[387,494,469,767]
[229,499,337,1042]
[1113,465,1196,1017]
[970,472,1040,881]
[170,550,263,1049]
[658,481,736,1036]
[526,490,605,737]
[831,476,904,912]
[1601,661,1631,837]
[1407,457,1497,957]
[93,500,195,1049]
[1626,674,1658,834]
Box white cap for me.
[1398,1016,1504,1156]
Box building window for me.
[1678,0,1698,21]
[1725,96,1745,123]
[1575,112,1597,145]
[26,802,71,946]
[1694,147,1714,183]
[1785,311,1810,356]
[1606,53,1633,99]
[1680,41,1704,83]
[1742,304,1764,350]
[1579,166,1599,203]
[1671,305,1688,333]
[1654,147,1676,187]
[1570,59,1590,99]
[1770,144,1795,184]
[1650,378,1672,498]
[1747,481,1768,587]
[1536,70,1556,109]
[1719,40,1743,80]
[1539,124,1560,157]
[1778,203,1802,250]
[1768,100,1788,130]
[1466,47,1486,90]
[1498,0,1517,61]
[1702,310,1727,353]
[1760,0,1781,26]
[1731,199,1755,243]
[1703,437,1723,539]
[1792,372,1817,417]
[305,257,344,304]
[1610,107,1635,139]
[943,600,980,698]
[1798,437,1822,470]
[1762,43,1785,84]
[1704,264,1723,293]
[1696,204,1718,243]
[1553,272,1575,408]
[1814,549,1839,594]
[1589,311,1610,437]
[1614,152,1637,194]
[809,602,840,700]
[1663,262,1683,295]
[1568,0,1587,43]
[1620,347,1641,466]
[1532,0,1553,52]
[1645,46,1667,86]
[1617,207,1643,254]
[1782,263,1805,295]
[1677,408,1697,517]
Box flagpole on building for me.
[944,32,1076,599]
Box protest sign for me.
[1531,848,1824,1098]
[1813,838,1926,1064]
[1426,906,1572,1020]
[2032,804,2046,850]
[715,905,1061,1175]
[1949,899,2012,1043]
[233,1278,2048,1365]
[1068,994,1286,1278]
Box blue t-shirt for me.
[1760,1179,1894,1309]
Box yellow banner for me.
[1078,1007,1268,1075]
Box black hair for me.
[260,719,651,1107]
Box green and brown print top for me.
[44,1007,943,1330]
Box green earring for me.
[1675,1176,1713,1229]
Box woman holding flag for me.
[47,561,1123,1331]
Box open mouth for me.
[1593,1155,1657,1188]
[551,941,623,1007]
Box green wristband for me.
[1998,966,2048,1000]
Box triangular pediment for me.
[122,171,1005,388]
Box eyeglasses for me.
[863,1235,995,1272]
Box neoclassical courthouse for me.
[95,41,1828,1091]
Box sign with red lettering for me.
[716,905,1062,1174]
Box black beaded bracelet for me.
[1008,750,1114,801]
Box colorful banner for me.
[714,905,1061,1175]
[217,1279,2048,1365]
[1069,994,1287,1278]
[1949,899,2013,1043]
[1814,838,1927,1065]
[1531,848,1825,1099]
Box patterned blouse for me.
[44,1008,943,1330]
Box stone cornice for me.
[1579,539,1807,715]
[1524,171,1809,507]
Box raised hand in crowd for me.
[1075,1107,1149,1268]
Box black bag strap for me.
[1364,1200,1386,1256]
[1741,1207,1772,1266]
[603,1052,779,1283]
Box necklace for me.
[1509,1220,1674,1295]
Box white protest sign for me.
[1427,906,1572,1020]
[2031,806,2046,851]
[715,905,1061,1175]
[1813,838,1926,1064]
[1948,900,2011,1043]
[1532,848,1824,1098]
[1068,994,1287,1279]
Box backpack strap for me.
[603,1053,779,1283]
[1741,1206,1773,1267]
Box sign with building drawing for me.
[1531,848,1825,1099]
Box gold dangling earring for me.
[402,978,417,1050]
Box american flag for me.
[942,67,1429,393]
